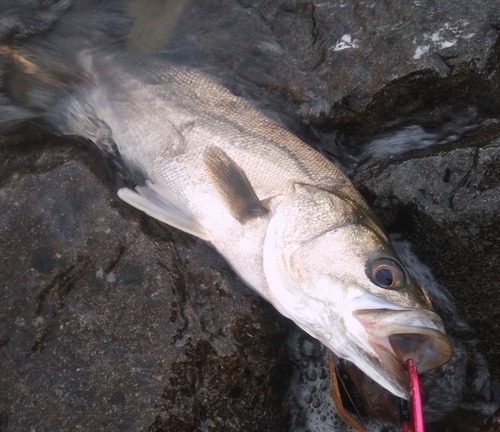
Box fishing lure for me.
[401,359,424,432]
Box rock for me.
[0,140,290,431]
[168,0,500,133]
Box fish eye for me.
[367,258,405,289]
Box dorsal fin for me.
[203,146,267,223]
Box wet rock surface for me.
[169,0,500,134]
[0,141,290,431]
[1,0,500,431]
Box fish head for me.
[264,182,453,399]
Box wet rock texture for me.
[173,0,499,132]
[1,0,500,431]
[0,141,290,431]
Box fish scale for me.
[101,56,356,195]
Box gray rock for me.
[168,0,500,130]
[0,142,290,431]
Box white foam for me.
[285,331,384,431]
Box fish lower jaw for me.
[344,332,411,399]
[351,308,453,398]
[359,332,443,399]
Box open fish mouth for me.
[353,308,453,396]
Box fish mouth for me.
[353,308,453,397]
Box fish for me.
[0,38,452,400]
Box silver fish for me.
[1,46,452,399]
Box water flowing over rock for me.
[1,0,499,430]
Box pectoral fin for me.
[203,146,267,223]
[118,181,210,241]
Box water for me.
[285,330,387,432]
